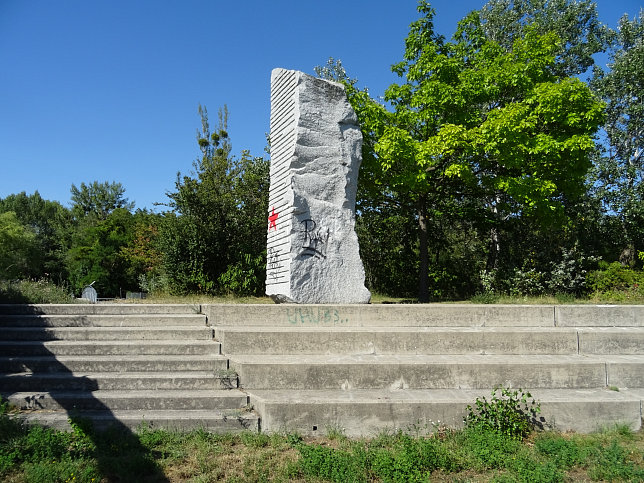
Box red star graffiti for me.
[268,206,279,231]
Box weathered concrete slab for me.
[0,303,202,315]
[0,371,234,391]
[265,68,370,304]
[5,390,248,411]
[0,354,228,373]
[556,305,644,326]
[0,314,207,327]
[578,327,644,354]
[536,388,642,433]
[0,340,221,356]
[0,326,214,341]
[249,388,642,436]
[251,389,476,437]
[15,409,258,433]
[231,354,607,390]
[205,304,556,327]
[606,355,644,387]
[217,326,579,355]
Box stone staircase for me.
[0,304,257,432]
[206,304,644,437]
[2,303,643,438]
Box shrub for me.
[217,253,265,296]
[586,262,644,294]
[464,386,542,441]
[509,268,546,296]
[546,247,599,295]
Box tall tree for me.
[66,208,137,297]
[350,1,604,301]
[159,105,269,295]
[70,181,134,221]
[0,191,71,281]
[119,210,164,293]
[478,0,611,77]
[591,10,644,264]
[0,212,39,279]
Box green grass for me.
[469,292,644,305]
[125,292,416,305]
[5,278,643,306]
[2,401,642,483]
[0,280,75,304]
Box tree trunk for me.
[487,225,500,271]
[487,194,502,271]
[418,197,430,303]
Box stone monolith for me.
[265,68,371,304]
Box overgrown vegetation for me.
[1,397,642,482]
[0,280,74,304]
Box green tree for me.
[159,105,269,295]
[0,191,72,282]
[0,212,39,279]
[70,181,134,221]
[591,10,644,265]
[66,208,137,297]
[350,1,604,301]
[119,210,165,293]
[478,0,611,77]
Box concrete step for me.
[205,303,644,328]
[0,354,228,373]
[217,326,644,356]
[0,303,202,316]
[217,326,581,355]
[578,327,644,354]
[5,389,249,411]
[0,326,213,341]
[205,304,557,327]
[230,354,644,390]
[249,388,643,436]
[0,314,207,327]
[557,306,644,327]
[14,409,258,432]
[0,371,238,391]
[0,340,221,356]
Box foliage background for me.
[1,1,642,302]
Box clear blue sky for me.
[1,0,640,211]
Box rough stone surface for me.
[265,68,370,304]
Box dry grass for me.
[157,432,303,482]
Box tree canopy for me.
[590,10,644,264]
[70,181,134,221]
[347,1,604,300]
[0,212,39,279]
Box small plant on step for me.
[214,368,238,389]
[464,386,543,440]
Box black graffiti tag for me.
[300,219,329,259]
